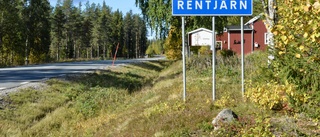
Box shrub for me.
[164,26,182,60]
[219,49,236,58]
[271,0,320,118]
[245,81,297,110]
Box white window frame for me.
[264,33,270,45]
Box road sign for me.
[172,0,253,16]
[174,0,251,101]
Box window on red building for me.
[264,33,270,45]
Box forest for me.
[0,0,147,66]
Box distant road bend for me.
[0,56,165,90]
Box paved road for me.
[0,57,165,90]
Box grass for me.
[0,52,319,136]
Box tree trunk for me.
[86,48,89,59]
[0,32,2,65]
[91,46,93,59]
[57,43,60,61]
[0,12,3,65]
[78,46,80,59]
[25,38,29,65]
[103,43,106,59]
[136,34,138,58]
[11,50,13,65]
[66,34,68,60]
[260,0,277,63]
[127,37,129,58]
[73,40,76,59]
[97,45,99,58]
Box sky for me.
[49,0,141,14]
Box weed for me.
[0,54,319,136]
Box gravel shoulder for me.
[0,82,48,97]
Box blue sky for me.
[49,0,141,14]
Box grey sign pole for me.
[212,17,216,101]
[182,17,186,102]
[241,17,245,97]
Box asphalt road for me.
[0,57,165,90]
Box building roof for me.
[189,14,264,33]
[188,28,212,34]
[225,25,252,31]
[245,14,262,25]
[223,14,264,31]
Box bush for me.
[218,49,236,58]
[164,26,182,60]
[245,81,297,110]
[146,40,164,56]
[190,46,212,55]
[271,0,320,118]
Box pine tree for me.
[51,1,66,61]
[133,14,147,58]
[81,1,93,58]
[98,1,112,59]
[62,0,75,59]
[71,3,83,59]
[111,10,124,58]
[123,11,134,58]
[23,0,51,64]
[0,0,24,65]
[91,3,102,58]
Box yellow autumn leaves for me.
[304,1,320,12]
[273,1,320,58]
[245,80,310,110]
[245,81,296,110]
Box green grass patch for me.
[0,55,319,136]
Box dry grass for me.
[0,54,319,136]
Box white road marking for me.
[0,87,6,90]
[20,82,30,85]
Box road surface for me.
[0,57,165,90]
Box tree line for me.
[136,0,263,59]
[0,0,147,66]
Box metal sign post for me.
[212,17,216,101]
[172,0,252,101]
[182,17,186,102]
[241,17,245,97]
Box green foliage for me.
[123,11,148,58]
[218,49,236,58]
[2,53,320,136]
[135,0,171,38]
[245,81,298,110]
[190,46,212,56]
[146,39,163,56]
[0,61,171,136]
[239,117,274,137]
[227,0,264,25]
[164,26,182,60]
[0,1,149,67]
[0,0,25,66]
[271,0,320,118]
[215,91,237,108]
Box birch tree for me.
[260,0,277,62]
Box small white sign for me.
[189,28,213,46]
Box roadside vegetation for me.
[0,0,148,67]
[1,1,320,136]
[1,50,319,136]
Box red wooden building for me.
[216,15,268,55]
